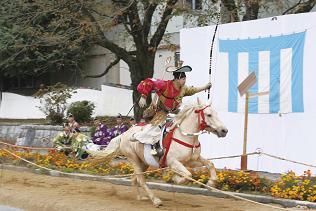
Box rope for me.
[207,151,316,169]
[207,152,259,161]
[170,168,289,210]
[0,141,56,150]
[261,152,316,169]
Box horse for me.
[91,98,228,207]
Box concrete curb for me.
[1,164,316,209]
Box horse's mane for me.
[170,103,204,129]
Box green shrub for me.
[67,101,95,123]
[46,110,64,125]
[34,83,75,125]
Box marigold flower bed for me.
[0,149,315,202]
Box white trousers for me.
[133,124,161,145]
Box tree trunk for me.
[242,0,259,21]
[129,54,155,122]
[221,0,240,23]
[0,71,3,105]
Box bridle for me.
[195,105,210,131]
[175,105,213,137]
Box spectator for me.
[53,125,74,156]
[91,117,112,147]
[109,113,128,138]
[67,113,80,133]
[53,124,103,160]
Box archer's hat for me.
[173,65,192,79]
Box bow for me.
[208,4,221,99]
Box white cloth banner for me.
[180,12,316,174]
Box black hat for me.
[116,113,122,118]
[173,65,192,79]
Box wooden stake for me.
[241,92,249,170]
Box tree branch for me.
[282,0,303,15]
[292,0,316,14]
[84,57,120,78]
[126,1,146,48]
[81,7,133,65]
[143,2,158,40]
[150,0,178,48]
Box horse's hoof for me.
[137,195,149,201]
[153,197,162,207]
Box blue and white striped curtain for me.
[219,32,306,113]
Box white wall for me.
[0,85,134,119]
[0,93,44,119]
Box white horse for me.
[91,99,228,207]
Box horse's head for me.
[171,98,228,138]
[195,98,228,138]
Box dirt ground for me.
[0,169,303,211]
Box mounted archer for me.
[130,64,212,155]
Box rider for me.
[130,65,212,156]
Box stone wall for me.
[0,125,90,147]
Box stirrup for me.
[150,149,158,155]
[156,148,164,157]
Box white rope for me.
[261,152,316,169]
[207,152,259,161]
[206,150,316,169]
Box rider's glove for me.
[204,82,212,90]
[138,96,147,108]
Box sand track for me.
[0,169,286,211]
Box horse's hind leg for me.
[132,160,162,207]
[131,174,146,200]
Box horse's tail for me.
[88,135,122,163]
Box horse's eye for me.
[207,114,212,117]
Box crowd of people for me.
[53,113,133,159]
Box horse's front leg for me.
[196,156,217,187]
[168,158,192,184]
